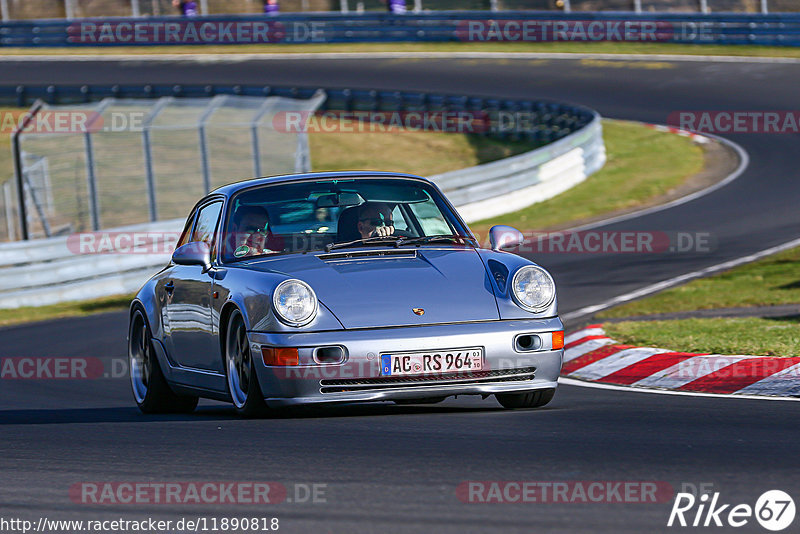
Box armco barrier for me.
[0,84,604,308]
[2,11,800,47]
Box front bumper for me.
[249,317,563,407]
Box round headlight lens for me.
[272,279,318,326]
[511,266,556,312]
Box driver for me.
[357,202,395,239]
[230,205,281,258]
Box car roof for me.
[209,171,433,198]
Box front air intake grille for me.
[317,249,417,262]
[319,367,536,394]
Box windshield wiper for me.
[395,235,469,247]
[325,235,403,252]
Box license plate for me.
[380,348,484,377]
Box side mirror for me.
[172,242,212,272]
[489,225,524,251]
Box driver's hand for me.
[370,225,395,237]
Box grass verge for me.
[309,124,538,176]
[604,317,800,357]
[2,41,800,58]
[469,119,704,236]
[599,246,800,318]
[0,294,134,328]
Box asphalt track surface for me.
[1,55,800,533]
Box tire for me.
[129,309,199,414]
[495,388,556,410]
[394,397,447,405]
[225,310,270,418]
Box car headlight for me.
[510,266,556,312]
[272,279,318,326]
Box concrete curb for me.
[562,325,800,397]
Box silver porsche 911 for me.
[128,171,564,417]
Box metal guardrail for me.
[0,84,603,308]
[2,11,800,47]
[434,112,605,222]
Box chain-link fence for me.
[0,0,797,19]
[3,92,325,241]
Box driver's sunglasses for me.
[360,217,394,227]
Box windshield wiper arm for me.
[395,235,468,247]
[325,235,403,252]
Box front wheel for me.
[225,310,270,418]
[495,388,555,409]
[129,309,198,414]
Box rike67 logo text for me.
[668,490,795,531]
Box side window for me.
[390,205,412,234]
[409,199,452,236]
[175,213,196,249]
[192,202,223,245]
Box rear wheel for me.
[495,388,555,409]
[225,310,270,418]
[129,309,198,414]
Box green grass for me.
[469,119,704,235]
[0,294,134,328]
[309,123,538,176]
[3,41,800,58]
[599,246,800,318]
[605,317,800,357]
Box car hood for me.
[241,247,500,328]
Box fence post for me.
[198,96,226,194]
[489,0,498,11]
[340,0,348,13]
[699,0,708,13]
[250,99,276,179]
[761,0,768,13]
[3,181,15,240]
[295,132,311,173]
[83,99,112,232]
[83,133,101,231]
[65,0,76,18]
[633,0,642,13]
[0,0,9,22]
[12,100,44,241]
[562,0,571,13]
[200,0,209,15]
[141,97,172,222]
[414,0,422,12]
[131,0,141,17]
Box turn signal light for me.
[261,347,299,366]
[551,331,565,350]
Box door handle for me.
[164,281,175,293]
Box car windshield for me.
[221,177,473,262]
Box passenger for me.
[230,205,282,258]
[357,202,395,239]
